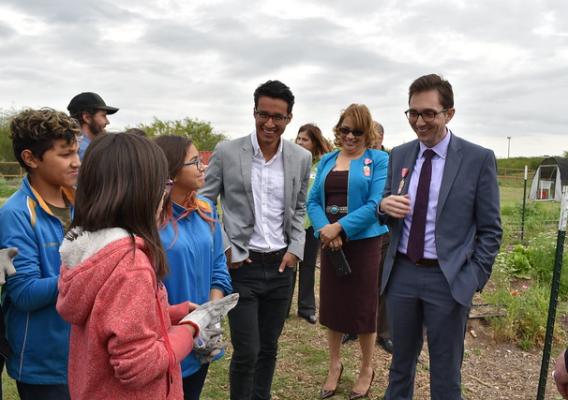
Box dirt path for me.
[204,279,562,399]
[355,318,559,400]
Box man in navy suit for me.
[379,74,502,399]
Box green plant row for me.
[483,233,568,350]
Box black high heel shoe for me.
[348,370,375,400]
[319,363,344,399]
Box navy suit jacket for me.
[380,134,502,306]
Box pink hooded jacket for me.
[56,228,194,400]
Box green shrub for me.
[497,157,545,172]
[485,235,568,349]
[526,232,568,298]
[0,109,17,162]
[483,283,563,350]
[500,201,560,246]
[505,245,532,279]
[500,232,568,296]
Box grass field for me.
[0,178,19,207]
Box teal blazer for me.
[307,149,389,241]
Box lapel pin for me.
[397,167,409,195]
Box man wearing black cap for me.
[67,92,119,160]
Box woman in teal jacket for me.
[156,136,232,400]
[307,104,388,400]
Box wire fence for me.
[0,162,24,179]
[499,171,561,245]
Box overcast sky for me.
[0,0,566,158]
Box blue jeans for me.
[228,259,294,400]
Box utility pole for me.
[507,136,511,158]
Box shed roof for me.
[538,157,568,186]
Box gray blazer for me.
[381,134,502,306]
[201,135,312,263]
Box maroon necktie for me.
[407,149,435,263]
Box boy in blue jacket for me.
[0,108,80,400]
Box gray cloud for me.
[0,0,566,157]
[3,0,133,23]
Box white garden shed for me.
[529,157,568,201]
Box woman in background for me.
[307,105,388,399]
[155,135,232,400]
[290,123,332,324]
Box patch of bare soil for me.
[375,318,559,400]
[264,271,562,399]
[327,308,559,399]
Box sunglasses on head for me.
[338,126,364,137]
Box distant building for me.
[529,157,568,200]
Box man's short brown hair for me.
[408,74,454,109]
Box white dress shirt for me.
[248,132,287,252]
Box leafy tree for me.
[136,117,227,151]
[0,110,16,162]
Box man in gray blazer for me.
[378,74,502,399]
[201,80,311,400]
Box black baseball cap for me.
[67,92,119,115]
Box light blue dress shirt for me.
[78,134,91,161]
[398,130,452,259]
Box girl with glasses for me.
[155,135,232,400]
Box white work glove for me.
[179,293,239,336]
[193,322,226,365]
[0,248,17,285]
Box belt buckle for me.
[329,205,339,215]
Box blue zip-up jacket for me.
[307,149,389,240]
[160,196,232,377]
[0,176,72,384]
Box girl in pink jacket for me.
[57,133,204,400]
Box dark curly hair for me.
[10,108,80,171]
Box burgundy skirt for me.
[319,236,381,333]
[319,170,382,333]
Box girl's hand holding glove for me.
[179,293,239,337]
[193,322,225,364]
